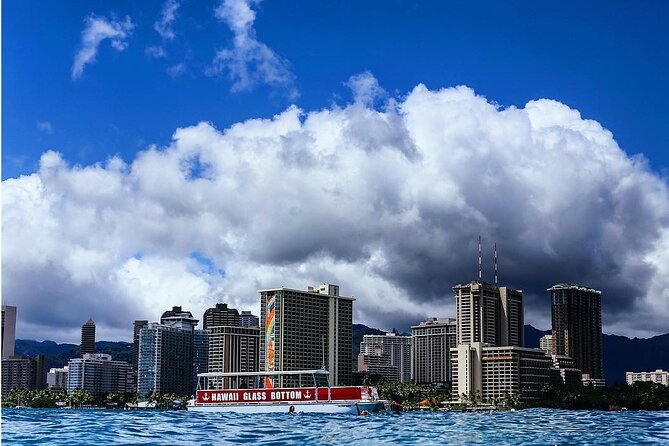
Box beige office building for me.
[453,281,523,347]
[411,318,456,386]
[451,343,551,401]
[259,284,353,386]
[208,326,260,374]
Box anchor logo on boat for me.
[202,393,210,401]
[304,390,311,399]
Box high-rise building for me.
[411,318,456,386]
[453,281,523,347]
[203,303,241,330]
[2,305,17,360]
[207,326,260,389]
[1,355,48,393]
[259,283,353,387]
[499,287,524,347]
[549,284,603,381]
[357,347,398,381]
[67,353,131,394]
[138,323,194,397]
[451,343,552,401]
[81,319,96,355]
[539,334,553,354]
[161,306,199,328]
[32,354,48,390]
[138,308,199,398]
[240,311,259,328]
[47,366,69,390]
[193,329,210,393]
[358,333,411,383]
[132,320,148,371]
[1,356,32,393]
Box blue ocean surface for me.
[2,408,668,445]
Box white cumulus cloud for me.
[209,0,297,97]
[4,76,669,342]
[154,0,181,41]
[71,15,135,80]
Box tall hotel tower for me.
[453,283,524,347]
[259,284,353,387]
[80,319,96,354]
[549,284,603,381]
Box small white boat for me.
[188,369,387,414]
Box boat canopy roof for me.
[198,369,331,378]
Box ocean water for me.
[2,408,668,445]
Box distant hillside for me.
[524,325,669,385]
[15,340,132,369]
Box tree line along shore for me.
[2,381,668,411]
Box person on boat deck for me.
[289,405,296,414]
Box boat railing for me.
[197,369,332,393]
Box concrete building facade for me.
[539,334,553,354]
[2,356,32,393]
[203,303,241,330]
[47,366,69,390]
[137,321,195,397]
[453,281,523,347]
[260,284,353,387]
[1,305,17,360]
[411,318,457,386]
[357,346,399,381]
[240,311,259,328]
[67,353,130,394]
[208,326,260,374]
[358,333,411,383]
[451,343,552,402]
[626,369,668,386]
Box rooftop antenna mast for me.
[478,235,483,283]
[494,242,498,285]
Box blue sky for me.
[4,0,669,341]
[4,1,668,179]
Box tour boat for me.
[188,369,388,414]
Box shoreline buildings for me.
[259,283,353,387]
[451,276,551,402]
[137,306,198,397]
[203,303,259,388]
[47,366,69,390]
[1,355,48,393]
[67,353,130,394]
[358,332,411,383]
[453,281,524,347]
[549,284,604,385]
[411,318,456,387]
